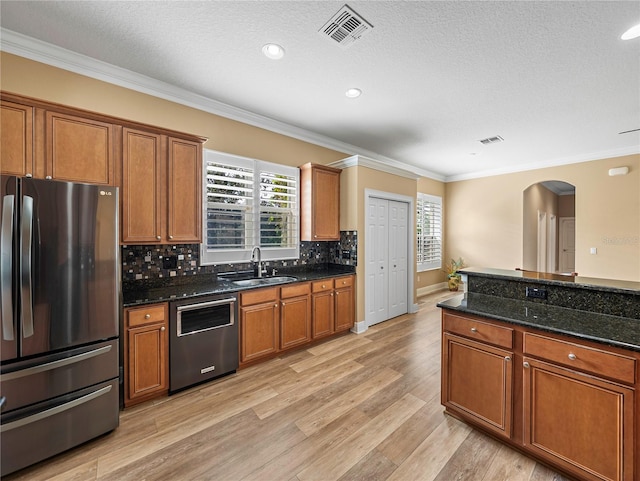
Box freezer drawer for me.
[0,377,119,476]
[0,339,118,413]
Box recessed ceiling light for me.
[262,43,285,60]
[621,23,640,40]
[345,88,362,98]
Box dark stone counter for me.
[122,264,356,307]
[438,293,640,352]
[438,266,640,352]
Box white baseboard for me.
[351,320,368,334]
[417,282,448,298]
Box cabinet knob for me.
[145,314,151,319]
[45,176,52,180]
[568,353,577,361]
[160,326,165,331]
[169,235,173,240]
[470,327,477,333]
[505,356,511,362]
[274,303,278,308]
[282,302,285,306]
[322,284,326,288]
[25,173,33,178]
[523,361,530,368]
[156,236,161,240]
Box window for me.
[417,193,442,271]
[201,150,299,265]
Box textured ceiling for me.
[1,0,639,180]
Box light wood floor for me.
[6,290,572,481]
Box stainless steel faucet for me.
[251,246,263,278]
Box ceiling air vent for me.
[479,135,504,145]
[319,5,373,48]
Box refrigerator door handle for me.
[1,194,15,341]
[20,195,34,338]
[0,384,112,433]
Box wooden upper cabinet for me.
[45,111,115,185]
[121,130,203,244]
[167,137,202,243]
[0,100,34,177]
[122,128,163,243]
[300,163,341,241]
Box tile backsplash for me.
[122,231,357,282]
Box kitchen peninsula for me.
[438,267,640,481]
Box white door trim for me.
[362,189,416,331]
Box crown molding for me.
[0,28,445,182]
[330,155,432,180]
[2,28,634,185]
[444,146,640,182]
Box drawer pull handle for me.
[523,361,530,368]
[144,314,151,319]
[568,353,577,361]
[470,327,477,333]
[322,284,326,288]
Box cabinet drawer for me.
[523,333,636,384]
[127,304,167,328]
[312,279,334,293]
[443,312,513,349]
[281,282,310,299]
[240,287,278,306]
[334,276,353,288]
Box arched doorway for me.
[523,181,575,273]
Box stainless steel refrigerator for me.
[0,176,120,476]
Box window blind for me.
[201,150,299,265]
[417,193,442,271]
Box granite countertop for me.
[438,292,640,352]
[122,265,355,307]
[458,267,640,295]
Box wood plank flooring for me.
[5,290,573,481]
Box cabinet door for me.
[167,137,202,243]
[45,111,114,185]
[334,285,354,332]
[126,321,168,405]
[312,290,334,339]
[1,101,34,176]
[280,295,311,349]
[311,167,340,240]
[122,128,163,243]
[442,333,513,438]
[240,302,279,364]
[523,357,634,481]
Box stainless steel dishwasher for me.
[169,294,238,392]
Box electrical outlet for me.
[526,287,547,300]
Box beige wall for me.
[445,154,640,281]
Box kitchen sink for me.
[232,276,297,287]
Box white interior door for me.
[366,196,389,325]
[559,217,576,273]
[547,214,557,273]
[388,200,408,318]
[366,196,409,326]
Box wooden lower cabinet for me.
[334,276,355,332]
[442,333,513,438]
[124,303,169,407]
[240,276,355,367]
[441,309,637,481]
[280,283,311,350]
[312,286,334,339]
[240,288,279,364]
[523,357,635,481]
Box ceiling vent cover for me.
[479,135,504,145]
[319,5,373,48]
